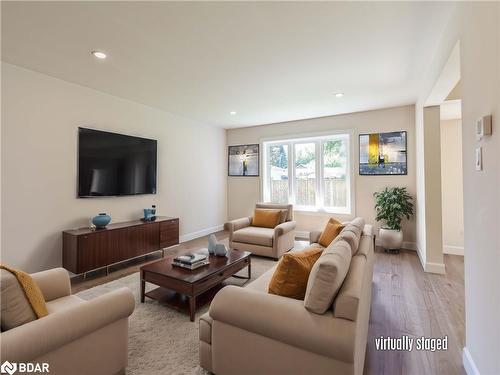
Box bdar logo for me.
[0,361,17,375]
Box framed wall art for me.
[359,131,407,175]
[228,144,259,176]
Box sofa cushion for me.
[0,269,37,331]
[252,209,282,229]
[318,218,345,247]
[232,227,274,247]
[336,230,358,255]
[333,255,367,321]
[268,247,323,300]
[336,218,365,255]
[304,239,352,314]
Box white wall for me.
[416,2,499,373]
[227,105,417,245]
[440,118,464,255]
[1,63,227,273]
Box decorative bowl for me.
[92,213,111,229]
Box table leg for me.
[248,257,252,279]
[140,271,145,303]
[189,295,196,322]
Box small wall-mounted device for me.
[475,147,482,171]
[476,115,492,141]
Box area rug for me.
[76,254,277,375]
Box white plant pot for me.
[379,228,403,251]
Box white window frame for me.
[261,130,354,215]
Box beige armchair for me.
[0,268,135,375]
[227,203,296,259]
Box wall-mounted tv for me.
[78,128,157,197]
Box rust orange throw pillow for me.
[268,247,323,300]
[318,217,345,247]
[252,208,282,228]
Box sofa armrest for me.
[209,286,355,362]
[309,230,322,244]
[31,268,71,302]
[362,224,373,237]
[0,287,135,362]
[274,221,296,237]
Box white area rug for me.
[76,255,277,375]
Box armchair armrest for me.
[209,286,355,362]
[31,268,71,302]
[309,230,322,244]
[226,217,252,242]
[274,221,296,237]
[225,217,251,232]
[0,287,135,362]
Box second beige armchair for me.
[227,203,296,259]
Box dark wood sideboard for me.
[63,216,179,275]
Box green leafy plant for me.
[374,187,414,231]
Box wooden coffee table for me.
[140,249,251,321]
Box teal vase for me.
[92,213,111,229]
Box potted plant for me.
[374,187,414,253]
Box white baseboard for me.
[425,261,446,274]
[295,230,309,240]
[415,245,446,274]
[179,224,225,243]
[463,347,480,375]
[443,245,464,255]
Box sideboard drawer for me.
[160,219,179,248]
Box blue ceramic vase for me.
[92,213,111,229]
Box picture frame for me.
[359,131,407,175]
[228,144,259,177]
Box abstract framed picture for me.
[359,131,407,175]
[228,144,259,176]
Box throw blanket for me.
[0,264,48,318]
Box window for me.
[263,133,352,214]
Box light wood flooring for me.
[71,231,465,375]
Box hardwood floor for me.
[365,250,465,375]
[71,231,465,374]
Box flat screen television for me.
[78,128,157,197]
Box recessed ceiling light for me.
[230,111,237,115]
[91,51,107,59]
[335,93,344,98]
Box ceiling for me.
[2,2,454,128]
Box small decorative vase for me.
[208,234,217,255]
[92,213,111,229]
[214,244,228,257]
[379,228,403,253]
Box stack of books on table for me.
[172,253,209,270]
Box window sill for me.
[293,207,353,216]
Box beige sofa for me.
[227,203,296,259]
[0,268,135,375]
[199,218,374,375]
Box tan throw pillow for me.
[318,218,345,247]
[278,209,288,224]
[269,247,323,300]
[304,239,352,314]
[252,208,282,229]
[1,269,37,331]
